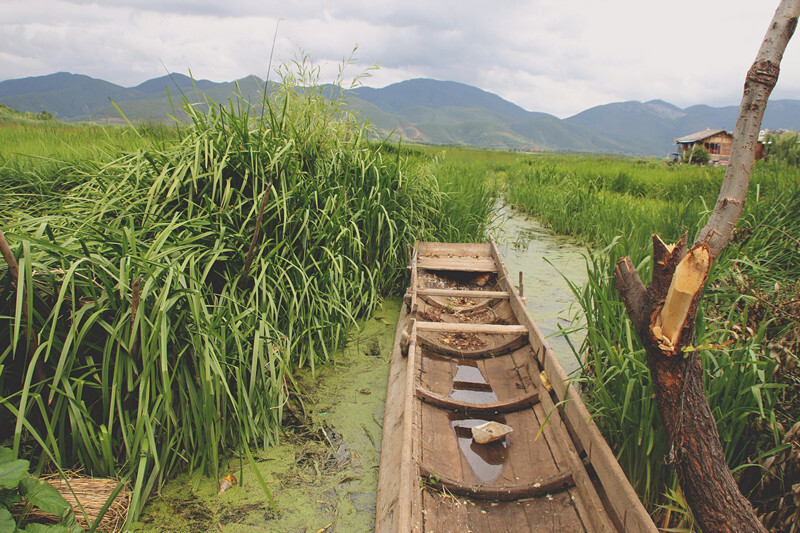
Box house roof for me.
[675,128,728,143]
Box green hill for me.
[3,72,800,155]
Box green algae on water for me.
[132,297,402,532]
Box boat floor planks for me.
[376,239,657,532]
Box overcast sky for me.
[2,1,798,118]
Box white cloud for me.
[1,0,798,117]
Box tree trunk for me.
[614,2,800,532]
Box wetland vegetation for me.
[1,71,798,531]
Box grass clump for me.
[0,59,494,526]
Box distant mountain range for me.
[2,72,800,156]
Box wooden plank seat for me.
[417,288,510,299]
[416,256,498,272]
[415,385,540,415]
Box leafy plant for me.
[0,447,81,532]
[0,53,495,526]
[764,131,800,166]
[689,145,711,165]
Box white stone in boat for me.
[471,421,512,444]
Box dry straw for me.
[19,475,130,532]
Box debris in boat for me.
[471,421,513,444]
[539,371,553,392]
[400,329,409,356]
[218,473,237,495]
[438,332,487,350]
[473,273,491,287]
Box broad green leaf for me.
[0,507,16,531]
[0,447,15,465]
[0,488,22,508]
[0,459,30,490]
[19,477,70,518]
[23,524,84,533]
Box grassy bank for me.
[504,153,800,530]
[0,71,497,526]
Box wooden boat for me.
[376,239,657,532]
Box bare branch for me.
[696,1,800,259]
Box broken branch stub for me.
[651,243,711,355]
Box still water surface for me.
[494,205,588,375]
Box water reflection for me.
[450,416,509,483]
[494,204,587,375]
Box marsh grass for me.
[0,60,493,525]
[504,154,800,527]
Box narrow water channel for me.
[136,205,591,532]
[494,204,588,375]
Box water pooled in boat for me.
[450,416,509,483]
[449,362,498,404]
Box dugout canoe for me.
[375,239,657,532]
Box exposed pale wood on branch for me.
[651,244,711,355]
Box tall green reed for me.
[0,58,490,523]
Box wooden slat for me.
[416,256,498,272]
[417,288,510,299]
[416,385,540,415]
[396,246,420,533]
[419,464,575,501]
[375,306,411,533]
[417,242,492,256]
[416,322,528,335]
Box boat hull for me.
[376,240,656,532]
